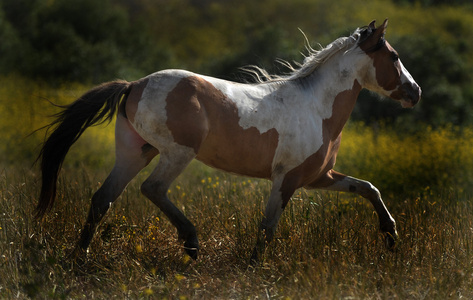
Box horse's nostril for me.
[406,83,421,103]
[412,84,421,103]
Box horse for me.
[36,20,421,262]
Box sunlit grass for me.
[1,162,473,298]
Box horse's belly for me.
[196,127,279,179]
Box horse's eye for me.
[392,52,399,62]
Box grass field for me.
[2,124,473,299]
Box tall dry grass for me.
[1,160,473,298]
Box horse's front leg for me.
[251,176,295,264]
[311,170,398,249]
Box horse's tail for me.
[35,80,131,220]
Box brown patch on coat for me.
[369,41,402,92]
[164,77,208,154]
[165,76,279,178]
[125,77,149,124]
[359,26,402,94]
[279,80,361,207]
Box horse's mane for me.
[242,26,369,84]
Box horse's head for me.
[358,19,421,108]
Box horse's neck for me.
[297,55,363,137]
[295,57,359,105]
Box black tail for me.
[35,80,131,219]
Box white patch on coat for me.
[399,60,416,85]
[132,70,193,153]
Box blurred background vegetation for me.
[1,0,473,126]
[1,0,473,195]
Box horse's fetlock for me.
[380,219,397,236]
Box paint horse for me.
[36,20,421,262]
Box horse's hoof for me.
[69,247,87,261]
[249,248,259,266]
[184,241,198,260]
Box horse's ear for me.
[359,19,388,52]
[373,19,388,40]
[369,20,376,30]
[380,19,388,32]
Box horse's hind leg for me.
[140,147,198,259]
[76,115,158,253]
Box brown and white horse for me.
[36,20,421,262]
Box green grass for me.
[1,161,472,299]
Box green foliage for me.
[338,123,473,197]
[2,0,473,125]
[0,0,174,82]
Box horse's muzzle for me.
[400,83,421,108]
